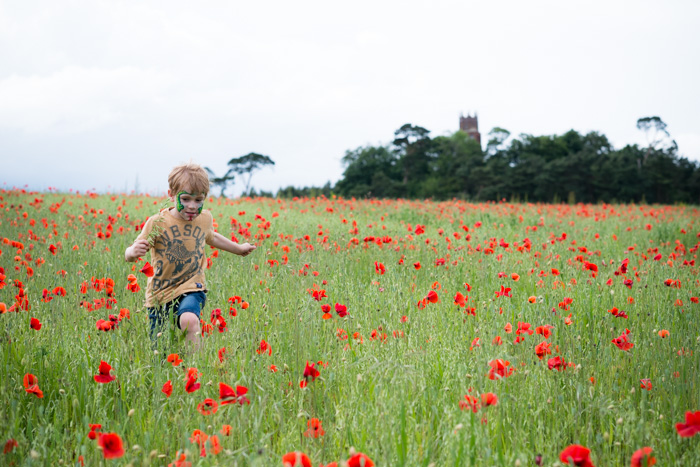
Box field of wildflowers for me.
[1,189,699,466]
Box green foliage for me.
[204,167,235,198]
[227,153,276,195]
[334,119,699,204]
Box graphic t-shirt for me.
[136,208,215,307]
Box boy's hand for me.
[125,239,150,262]
[238,243,256,257]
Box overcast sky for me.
[1,0,699,197]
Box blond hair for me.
[168,162,210,195]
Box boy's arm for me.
[126,215,155,262]
[208,232,256,256]
[125,239,150,262]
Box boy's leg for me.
[148,306,167,341]
[175,292,206,350]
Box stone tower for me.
[459,113,481,144]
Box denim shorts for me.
[148,291,206,337]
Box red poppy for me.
[426,290,439,303]
[94,361,116,383]
[140,261,154,277]
[30,317,42,330]
[559,444,594,466]
[335,303,348,317]
[630,447,655,467]
[469,337,480,351]
[413,262,421,270]
[168,452,192,467]
[208,434,222,455]
[321,303,332,319]
[548,356,567,371]
[88,424,102,440]
[639,379,652,390]
[535,342,552,360]
[167,353,183,366]
[516,322,533,336]
[658,329,669,338]
[459,394,480,413]
[189,429,208,446]
[347,453,375,467]
[97,432,125,459]
[185,368,200,393]
[612,329,634,351]
[559,297,574,310]
[197,398,218,415]
[3,439,18,454]
[218,347,227,362]
[487,359,514,380]
[374,261,385,274]
[282,451,312,467]
[162,380,173,397]
[494,285,512,298]
[219,382,250,405]
[608,307,628,319]
[675,410,700,437]
[256,339,272,355]
[23,373,43,398]
[220,424,232,436]
[535,325,553,339]
[481,392,498,406]
[303,418,325,438]
[310,287,327,301]
[301,361,320,387]
[126,274,140,292]
[454,292,467,307]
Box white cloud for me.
[0,66,174,134]
[1,0,699,193]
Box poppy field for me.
[1,189,699,466]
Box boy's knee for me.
[178,312,201,333]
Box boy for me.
[125,162,256,349]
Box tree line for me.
[209,117,700,203]
[332,117,699,204]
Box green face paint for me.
[176,191,204,213]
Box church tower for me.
[459,113,481,144]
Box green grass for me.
[1,192,699,466]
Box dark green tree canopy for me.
[204,166,235,198]
[227,153,275,195]
[326,118,699,204]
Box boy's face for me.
[169,190,206,221]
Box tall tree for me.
[204,167,235,197]
[430,131,484,199]
[393,124,432,196]
[486,127,510,156]
[335,145,400,198]
[227,153,275,195]
[636,116,677,168]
